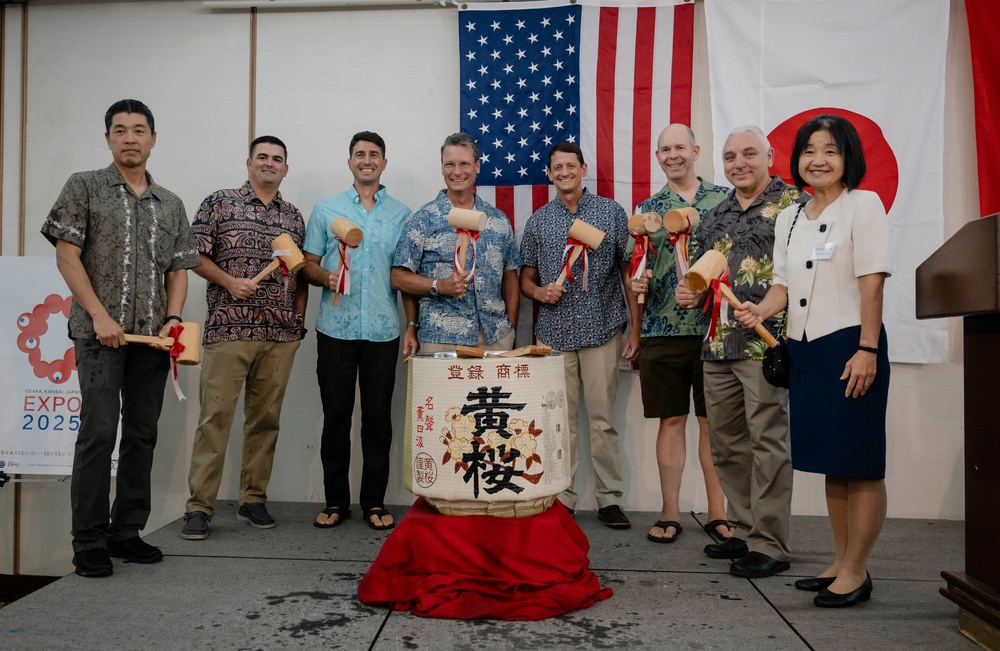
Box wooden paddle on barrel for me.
[455,344,553,359]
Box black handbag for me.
[762,204,803,389]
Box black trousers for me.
[71,339,168,552]
[316,333,399,512]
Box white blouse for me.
[773,189,891,342]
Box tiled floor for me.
[0,501,973,650]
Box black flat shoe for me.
[814,574,873,608]
[795,576,837,592]
[107,537,163,564]
[730,551,790,578]
[704,536,748,559]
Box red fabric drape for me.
[967,0,1000,217]
[358,498,613,620]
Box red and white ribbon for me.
[168,323,187,401]
[453,229,480,282]
[336,241,354,297]
[669,228,693,277]
[702,268,732,342]
[628,232,658,281]
[560,237,592,291]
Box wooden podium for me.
[916,213,1000,650]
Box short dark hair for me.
[790,114,866,191]
[547,141,585,168]
[250,135,287,160]
[104,99,154,134]
[440,132,480,162]
[349,131,386,158]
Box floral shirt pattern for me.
[628,178,729,337]
[692,176,806,361]
[41,164,200,339]
[191,181,305,343]
[393,190,521,345]
[519,190,630,351]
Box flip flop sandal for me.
[314,506,350,528]
[364,507,396,531]
[703,519,731,543]
[647,520,682,543]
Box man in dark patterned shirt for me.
[677,125,805,578]
[42,99,200,577]
[520,142,640,529]
[181,136,306,541]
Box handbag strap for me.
[776,202,805,340]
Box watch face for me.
[430,280,438,296]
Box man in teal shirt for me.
[629,124,729,545]
[302,131,411,531]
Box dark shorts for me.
[638,335,706,419]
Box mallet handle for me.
[718,284,779,348]
[555,246,584,285]
[250,259,279,284]
[124,334,175,347]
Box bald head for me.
[656,123,700,186]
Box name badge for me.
[811,242,836,261]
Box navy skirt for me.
[787,325,889,479]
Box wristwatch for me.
[407,320,420,329]
[429,279,439,296]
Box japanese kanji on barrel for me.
[403,352,570,518]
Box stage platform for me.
[0,501,969,650]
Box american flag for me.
[459,0,695,236]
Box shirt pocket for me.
[152,216,180,273]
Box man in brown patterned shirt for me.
[181,135,306,541]
[42,99,200,578]
[677,125,806,579]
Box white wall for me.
[0,0,975,576]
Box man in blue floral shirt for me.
[520,142,640,529]
[677,126,806,578]
[391,133,520,354]
[628,124,730,544]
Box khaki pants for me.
[186,340,300,517]
[543,330,623,511]
[704,359,792,561]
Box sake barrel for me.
[403,352,570,518]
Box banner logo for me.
[16,294,76,384]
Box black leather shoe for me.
[107,537,163,564]
[730,551,791,578]
[795,576,837,592]
[814,574,873,608]
[73,548,113,578]
[704,536,748,559]
[597,505,631,529]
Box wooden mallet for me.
[330,217,364,306]
[556,219,606,286]
[124,321,203,365]
[628,212,663,304]
[663,207,701,277]
[447,208,487,277]
[685,250,778,347]
[251,233,306,284]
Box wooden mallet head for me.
[628,212,663,235]
[663,207,700,233]
[123,321,202,364]
[251,233,306,283]
[684,250,728,293]
[556,219,607,285]
[448,208,487,274]
[331,216,363,247]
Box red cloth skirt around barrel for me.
[357,497,613,620]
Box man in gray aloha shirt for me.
[41,99,200,578]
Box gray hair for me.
[440,132,480,161]
[727,125,771,152]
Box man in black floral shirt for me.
[42,99,200,578]
[677,126,805,578]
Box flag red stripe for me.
[595,7,619,200]
[669,2,695,126]
[966,0,1000,217]
[632,6,657,213]
[494,186,515,228]
[532,185,550,213]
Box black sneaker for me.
[107,537,163,564]
[237,502,276,529]
[181,511,209,540]
[73,548,113,578]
